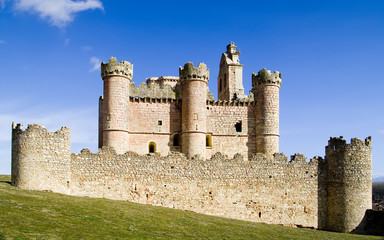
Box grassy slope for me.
[0,175,381,240]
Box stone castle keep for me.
[11,43,372,233]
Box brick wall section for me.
[128,99,181,155]
[325,137,372,233]
[11,124,70,194]
[207,104,256,158]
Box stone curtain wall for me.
[11,125,372,232]
[70,149,320,228]
[11,124,71,194]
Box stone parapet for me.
[252,68,282,88]
[129,82,178,99]
[101,57,133,79]
[179,62,209,82]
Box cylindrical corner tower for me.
[252,68,281,156]
[101,57,133,154]
[325,136,372,233]
[179,62,209,159]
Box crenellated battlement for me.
[326,136,372,153]
[179,62,209,82]
[101,57,133,79]
[252,68,282,87]
[12,123,70,135]
[129,82,178,99]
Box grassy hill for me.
[0,175,381,240]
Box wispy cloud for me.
[89,56,101,72]
[0,40,6,44]
[379,130,384,134]
[0,0,7,9]
[14,0,104,27]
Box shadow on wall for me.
[317,160,327,230]
[247,106,255,158]
[351,210,384,236]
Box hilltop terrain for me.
[0,175,381,240]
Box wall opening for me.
[149,142,157,153]
[224,73,227,88]
[158,120,162,126]
[219,78,222,92]
[173,134,181,146]
[206,134,212,147]
[235,121,242,132]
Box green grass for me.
[0,175,382,240]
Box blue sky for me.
[0,0,383,177]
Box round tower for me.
[252,68,282,156]
[101,57,133,154]
[179,62,209,159]
[325,136,372,233]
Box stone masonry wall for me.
[11,124,71,194]
[70,149,320,228]
[325,137,372,233]
[11,125,373,232]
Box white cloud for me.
[0,40,6,44]
[89,56,101,72]
[14,0,104,27]
[379,130,384,134]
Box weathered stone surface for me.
[11,124,372,232]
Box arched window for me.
[206,134,212,147]
[173,134,181,146]
[149,142,157,153]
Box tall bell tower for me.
[217,42,246,101]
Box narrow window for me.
[149,142,156,153]
[158,120,162,126]
[193,113,198,120]
[235,121,242,132]
[224,73,227,88]
[206,134,212,147]
[219,78,222,92]
[173,134,181,146]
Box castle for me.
[98,42,279,159]
[11,43,372,233]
